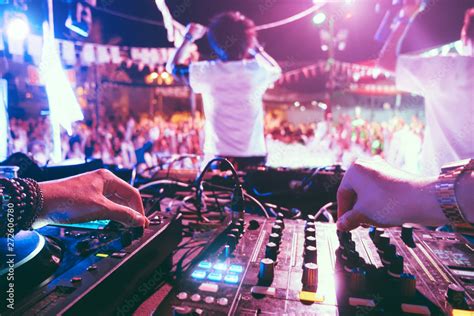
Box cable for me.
[195,158,240,187]
[87,3,165,27]
[138,179,192,191]
[202,181,270,219]
[255,2,327,31]
[314,201,335,223]
[243,192,270,219]
[86,1,326,33]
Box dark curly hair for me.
[207,11,257,61]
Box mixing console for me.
[154,215,474,315]
[0,210,182,315]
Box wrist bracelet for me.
[0,177,43,236]
[184,33,194,42]
[436,159,474,235]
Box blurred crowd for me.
[264,113,424,173]
[8,111,425,173]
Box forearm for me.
[457,170,474,223]
[378,13,417,72]
[256,49,280,70]
[251,44,280,71]
[166,39,194,74]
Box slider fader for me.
[154,214,474,315]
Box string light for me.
[312,12,327,25]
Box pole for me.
[325,15,335,119]
[0,79,9,161]
[45,0,62,162]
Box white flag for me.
[40,32,83,135]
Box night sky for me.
[9,0,474,63]
[95,0,473,63]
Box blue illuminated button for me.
[208,272,223,282]
[229,265,243,273]
[213,263,228,271]
[198,261,212,269]
[224,274,239,284]
[191,270,207,280]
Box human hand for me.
[34,169,149,229]
[336,159,445,231]
[185,23,207,41]
[401,0,426,18]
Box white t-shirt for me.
[189,58,281,157]
[396,55,474,176]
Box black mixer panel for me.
[1,211,182,315]
[154,215,474,315]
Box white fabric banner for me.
[27,35,43,65]
[81,43,96,65]
[97,45,111,64]
[0,79,8,162]
[62,40,77,65]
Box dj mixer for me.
[154,214,474,316]
[2,164,474,316]
[0,210,182,315]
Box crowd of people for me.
[8,110,425,173]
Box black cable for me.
[193,158,241,219]
[194,158,240,188]
[79,1,166,27]
[201,181,270,218]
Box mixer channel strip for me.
[154,216,474,315]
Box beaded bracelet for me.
[0,177,44,236]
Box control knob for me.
[258,258,275,284]
[381,244,397,264]
[304,245,317,264]
[277,212,285,220]
[388,255,404,277]
[305,227,316,238]
[302,263,318,292]
[399,273,417,298]
[269,233,281,244]
[275,219,285,229]
[401,224,415,247]
[349,267,367,295]
[377,233,390,251]
[305,236,317,247]
[272,225,282,235]
[265,242,278,261]
[226,233,238,249]
[446,283,468,309]
[373,228,385,245]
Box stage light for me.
[150,72,159,80]
[5,14,30,41]
[312,12,326,25]
[65,16,89,37]
[337,42,346,51]
[294,101,301,107]
[321,44,329,51]
[65,1,91,37]
[318,102,328,110]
